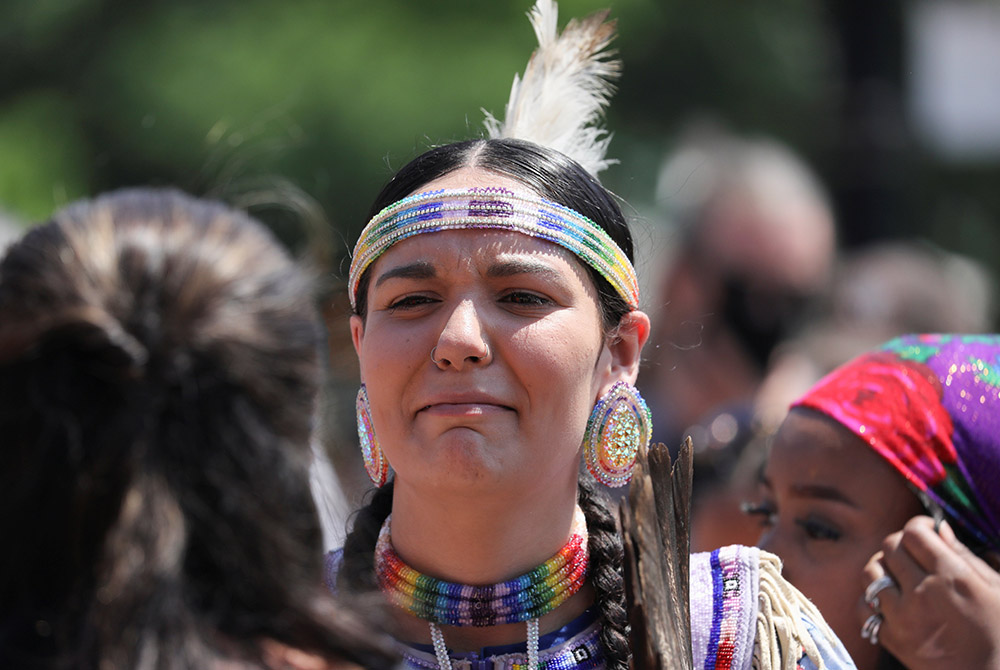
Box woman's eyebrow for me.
[760,473,857,507]
[373,261,436,288]
[790,483,859,508]
[487,258,564,281]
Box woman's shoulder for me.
[258,640,344,670]
[689,545,856,670]
[688,545,761,670]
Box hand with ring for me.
[860,515,1000,670]
[859,573,895,646]
[863,574,895,614]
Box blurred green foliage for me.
[0,90,90,219]
[1,0,997,277]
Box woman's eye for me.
[387,295,436,311]
[795,517,841,541]
[500,291,550,306]
[740,501,777,528]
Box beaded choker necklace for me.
[375,505,589,628]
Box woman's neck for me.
[382,474,595,651]
[387,475,581,584]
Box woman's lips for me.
[418,393,514,416]
[420,402,512,416]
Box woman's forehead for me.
[416,166,527,195]
[370,228,591,280]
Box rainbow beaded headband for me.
[349,186,639,311]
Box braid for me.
[578,477,630,670]
[338,480,395,595]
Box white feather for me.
[483,0,621,178]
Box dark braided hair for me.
[341,137,637,667]
[337,480,396,596]
[577,477,630,670]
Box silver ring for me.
[430,347,442,365]
[861,612,883,645]
[864,574,896,613]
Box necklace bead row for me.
[376,506,589,627]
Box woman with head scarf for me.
[753,333,1000,670]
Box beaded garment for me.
[398,610,603,670]
[324,545,856,670]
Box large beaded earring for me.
[357,384,389,487]
[583,381,652,488]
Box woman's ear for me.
[598,310,650,394]
[350,315,365,362]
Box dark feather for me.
[619,439,694,669]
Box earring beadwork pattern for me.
[357,384,389,487]
[583,381,652,488]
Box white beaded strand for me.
[426,618,541,670]
[428,622,453,670]
[527,617,540,669]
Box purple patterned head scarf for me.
[792,333,1000,553]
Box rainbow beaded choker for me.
[375,505,589,627]
[349,186,639,311]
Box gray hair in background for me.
[0,210,22,253]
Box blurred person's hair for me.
[649,122,837,370]
[755,239,997,434]
[832,239,995,337]
[0,188,396,669]
[0,209,22,252]
[655,122,834,283]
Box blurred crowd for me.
[635,124,996,553]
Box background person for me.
[697,240,996,553]
[750,333,1000,670]
[639,125,837,551]
[0,188,397,670]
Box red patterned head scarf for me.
[792,333,1000,553]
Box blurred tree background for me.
[2,0,998,489]
[4,0,999,259]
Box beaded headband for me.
[348,186,639,311]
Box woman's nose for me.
[757,528,795,581]
[430,300,492,370]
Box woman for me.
[329,5,855,668]
[751,333,1000,670]
[0,189,396,669]
[336,141,855,670]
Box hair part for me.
[353,138,634,333]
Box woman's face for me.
[351,169,647,498]
[754,408,924,670]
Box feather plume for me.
[483,0,621,178]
